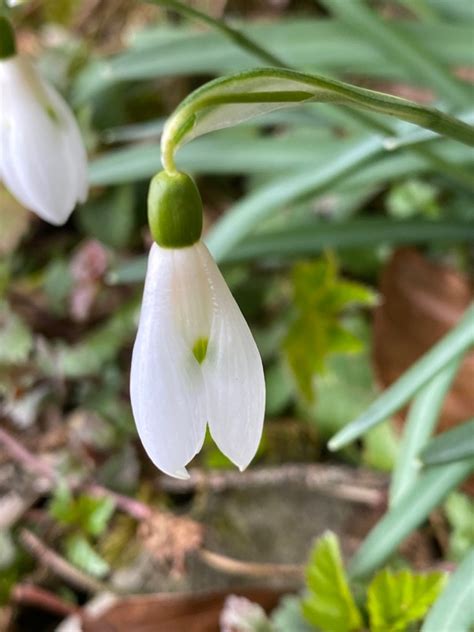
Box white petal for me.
[0,56,88,224]
[196,243,266,471]
[130,243,209,478]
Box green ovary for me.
[192,337,209,364]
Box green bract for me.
[0,17,16,60]
[147,170,203,248]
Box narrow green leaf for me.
[222,219,474,264]
[421,419,474,466]
[367,568,447,632]
[389,357,462,507]
[208,135,383,261]
[349,459,474,578]
[329,305,474,451]
[421,550,474,632]
[73,19,474,103]
[302,532,363,632]
[148,0,283,67]
[320,0,471,108]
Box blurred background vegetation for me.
[0,0,473,630]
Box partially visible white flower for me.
[0,55,88,224]
[130,240,265,479]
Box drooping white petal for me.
[196,243,266,471]
[0,56,88,224]
[130,243,211,478]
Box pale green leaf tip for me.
[192,336,208,364]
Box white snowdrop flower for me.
[0,17,88,225]
[130,171,265,479]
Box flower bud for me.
[148,171,203,248]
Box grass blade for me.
[329,305,474,451]
[147,0,283,66]
[320,0,471,108]
[348,459,474,578]
[207,135,383,261]
[222,220,474,264]
[421,419,474,466]
[421,549,474,632]
[389,357,462,507]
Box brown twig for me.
[160,464,387,507]
[12,584,79,617]
[0,427,56,481]
[199,548,304,579]
[19,529,116,595]
[0,426,152,522]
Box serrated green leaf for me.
[64,534,110,579]
[367,568,447,632]
[301,532,363,632]
[284,257,376,401]
[50,487,115,537]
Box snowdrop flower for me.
[130,171,265,479]
[0,17,88,225]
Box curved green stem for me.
[161,67,474,173]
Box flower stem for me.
[0,15,16,59]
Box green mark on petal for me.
[193,337,208,364]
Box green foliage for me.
[301,532,363,632]
[57,298,139,378]
[284,256,376,401]
[0,302,33,365]
[367,568,446,632]
[64,534,110,579]
[421,550,474,632]
[50,485,115,537]
[77,186,136,249]
[444,493,474,562]
[387,179,440,219]
[421,419,474,466]
[272,596,315,632]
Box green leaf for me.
[389,357,461,507]
[301,532,363,632]
[421,419,474,466]
[50,486,115,537]
[444,493,474,562]
[320,0,471,108]
[367,568,447,632]
[74,19,474,103]
[0,303,33,365]
[76,186,135,249]
[76,495,115,537]
[421,550,474,632]
[349,458,474,579]
[64,534,110,579]
[283,257,376,401]
[329,304,474,451]
[57,298,139,378]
